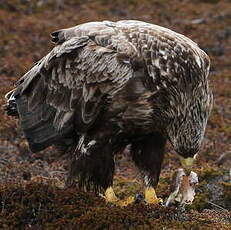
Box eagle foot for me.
[144,187,163,205]
[103,187,135,207]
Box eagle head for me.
[167,117,205,158]
[165,84,213,158]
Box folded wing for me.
[9,30,135,152]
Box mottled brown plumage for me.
[4,20,213,192]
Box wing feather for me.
[13,30,135,151]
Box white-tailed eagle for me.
[4,20,213,206]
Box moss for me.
[0,181,230,229]
[221,182,231,209]
[197,166,223,180]
[189,180,210,211]
[113,176,142,198]
[157,176,172,198]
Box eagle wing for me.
[12,27,136,152]
[6,20,211,152]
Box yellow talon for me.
[104,187,135,206]
[105,187,119,203]
[144,187,162,205]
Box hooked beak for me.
[179,154,198,174]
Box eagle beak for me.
[179,154,197,174]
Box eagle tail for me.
[15,94,75,153]
[4,86,76,153]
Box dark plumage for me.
[4,20,213,192]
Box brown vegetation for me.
[0,0,230,229]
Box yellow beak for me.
[179,155,197,174]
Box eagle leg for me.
[104,187,135,207]
[67,135,116,192]
[131,133,166,205]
